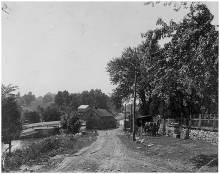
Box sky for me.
[2,1,218,97]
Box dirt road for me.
[52,128,173,172]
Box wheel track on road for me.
[52,129,173,172]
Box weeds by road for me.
[4,131,97,172]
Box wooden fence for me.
[167,114,218,131]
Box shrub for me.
[4,136,62,171]
[4,150,23,170]
[61,112,81,134]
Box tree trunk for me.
[138,90,148,115]
[130,104,133,132]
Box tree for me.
[23,111,40,123]
[69,93,82,110]
[16,92,25,106]
[80,89,110,109]
[1,84,22,154]
[1,84,18,98]
[144,1,196,12]
[106,48,141,113]
[67,112,81,134]
[55,89,112,113]
[42,92,55,103]
[106,32,162,116]
[22,92,36,106]
[37,105,44,121]
[106,3,218,138]
[155,3,218,116]
[42,105,62,122]
[147,3,218,138]
[61,112,81,134]
[55,90,70,112]
[110,90,123,112]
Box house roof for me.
[92,108,114,117]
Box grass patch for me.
[119,131,218,172]
[3,131,97,172]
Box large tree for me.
[106,30,162,115]
[106,3,218,126]
[155,3,218,116]
[1,84,22,154]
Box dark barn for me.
[78,105,116,130]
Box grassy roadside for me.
[118,131,218,172]
[3,131,98,172]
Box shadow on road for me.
[189,154,218,168]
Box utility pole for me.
[124,103,126,131]
[133,70,137,141]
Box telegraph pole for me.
[133,70,137,141]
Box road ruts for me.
[52,128,172,172]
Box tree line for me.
[55,89,114,113]
[14,88,115,124]
[107,3,218,121]
[2,85,116,153]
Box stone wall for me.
[159,120,218,144]
[181,128,218,144]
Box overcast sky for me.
[2,1,218,96]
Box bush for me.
[4,150,23,170]
[61,112,81,134]
[4,136,63,171]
